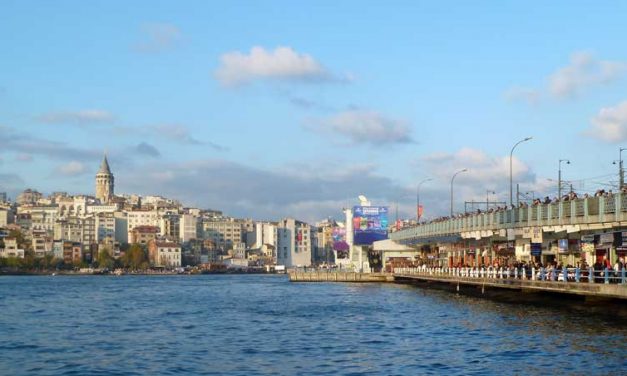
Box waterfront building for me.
[277,218,314,267]
[201,218,243,251]
[95,154,114,204]
[148,240,181,268]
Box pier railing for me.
[393,266,627,285]
[391,194,627,243]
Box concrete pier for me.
[289,270,627,301]
[288,271,394,283]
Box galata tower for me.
[95,154,114,203]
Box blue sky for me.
[2,1,627,222]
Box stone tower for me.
[95,154,114,203]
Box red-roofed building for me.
[131,226,160,245]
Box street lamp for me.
[486,190,495,211]
[450,169,468,217]
[558,159,570,199]
[417,178,432,222]
[613,148,627,189]
[510,137,533,206]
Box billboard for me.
[352,206,388,245]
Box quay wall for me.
[288,271,394,283]
[289,270,627,301]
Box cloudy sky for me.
[2,1,627,222]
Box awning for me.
[372,239,414,251]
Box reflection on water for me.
[0,275,625,375]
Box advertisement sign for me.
[531,227,543,243]
[530,243,542,256]
[558,239,568,253]
[599,233,614,244]
[352,206,389,245]
[332,227,348,259]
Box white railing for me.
[392,266,627,284]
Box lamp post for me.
[619,148,626,189]
[486,190,495,211]
[509,137,533,206]
[450,169,468,217]
[558,159,570,199]
[417,178,432,222]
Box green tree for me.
[97,248,115,270]
[123,244,147,270]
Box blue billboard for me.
[352,206,389,245]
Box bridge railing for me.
[391,194,627,242]
[393,266,627,285]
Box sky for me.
[2,1,627,223]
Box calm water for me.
[0,275,625,375]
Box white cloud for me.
[310,110,414,146]
[506,51,627,102]
[38,110,115,125]
[57,161,88,176]
[215,46,343,86]
[416,148,537,215]
[119,159,407,222]
[549,52,626,97]
[134,23,182,53]
[588,100,627,143]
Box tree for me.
[97,248,115,270]
[123,244,147,270]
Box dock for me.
[288,268,627,301]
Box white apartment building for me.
[149,241,181,268]
[179,214,198,243]
[127,210,160,241]
[202,219,243,250]
[277,218,314,268]
[95,212,116,244]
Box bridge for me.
[389,193,627,245]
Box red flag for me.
[417,205,424,219]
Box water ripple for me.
[0,275,626,375]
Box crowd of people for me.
[412,258,626,283]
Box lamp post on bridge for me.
[450,169,468,217]
[486,190,495,211]
[509,137,532,206]
[417,178,432,222]
[615,148,627,190]
[558,159,570,200]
